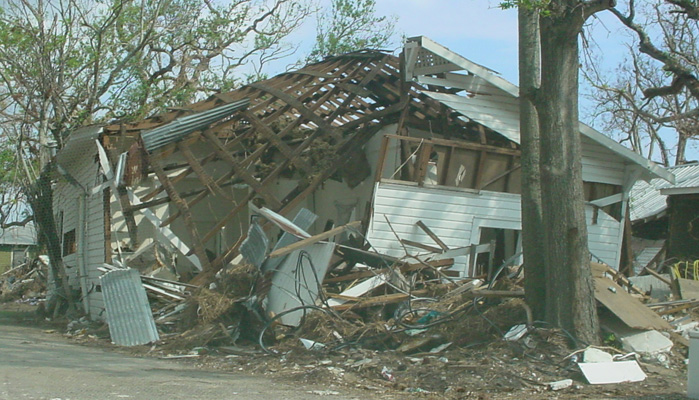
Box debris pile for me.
[0,256,48,304]
[62,206,687,398]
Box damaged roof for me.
[403,36,674,183]
[630,162,699,222]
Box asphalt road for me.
[0,316,357,400]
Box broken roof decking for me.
[100,50,500,273]
[404,36,674,184]
[630,162,699,222]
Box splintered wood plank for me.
[149,157,212,272]
[374,135,390,182]
[268,221,361,258]
[201,129,282,210]
[243,110,314,174]
[324,258,454,283]
[416,220,449,251]
[400,239,443,253]
[330,290,429,311]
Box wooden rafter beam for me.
[149,157,212,272]
[201,129,282,209]
[178,140,231,200]
[248,82,343,141]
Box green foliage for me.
[306,0,397,63]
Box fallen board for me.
[594,275,672,331]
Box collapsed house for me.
[52,36,673,319]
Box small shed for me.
[0,223,38,273]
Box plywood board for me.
[594,275,672,331]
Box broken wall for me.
[367,181,623,275]
[53,142,107,318]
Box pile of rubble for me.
[69,206,693,397]
[0,256,48,305]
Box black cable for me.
[258,304,335,354]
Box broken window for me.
[63,229,77,256]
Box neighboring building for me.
[0,223,38,274]
[54,37,672,319]
[630,162,699,269]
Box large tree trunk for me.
[518,7,547,320]
[28,168,77,318]
[537,9,599,344]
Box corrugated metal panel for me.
[141,98,249,152]
[266,242,335,326]
[262,208,317,273]
[633,246,664,273]
[664,162,699,190]
[100,268,159,346]
[240,221,268,268]
[630,163,699,221]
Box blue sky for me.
[367,1,699,163]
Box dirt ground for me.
[2,301,690,400]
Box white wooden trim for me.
[589,193,623,208]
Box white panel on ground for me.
[266,242,335,327]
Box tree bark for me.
[537,7,599,344]
[518,7,547,320]
[28,168,77,317]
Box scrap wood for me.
[644,266,672,286]
[268,221,361,258]
[331,290,429,311]
[400,238,443,253]
[142,283,185,301]
[415,220,449,251]
[336,245,399,268]
[1,262,28,276]
[141,275,199,289]
[323,258,454,284]
[656,301,699,316]
[463,289,525,298]
[591,263,646,297]
[593,275,672,330]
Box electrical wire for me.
[258,304,335,354]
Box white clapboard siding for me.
[53,146,106,319]
[582,136,627,186]
[367,182,622,275]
